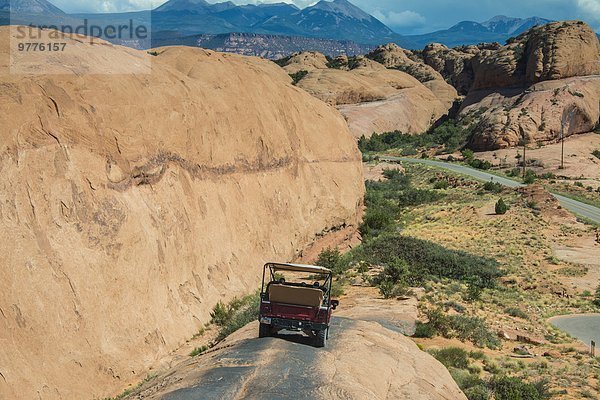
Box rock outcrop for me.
[461,21,600,150]
[280,51,453,138]
[122,320,467,400]
[366,43,458,108]
[420,43,499,95]
[0,27,364,400]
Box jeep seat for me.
[268,284,324,308]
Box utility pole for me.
[520,126,527,179]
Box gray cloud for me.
[51,0,600,33]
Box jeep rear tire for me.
[259,323,271,338]
[314,329,327,348]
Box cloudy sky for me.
[51,0,600,34]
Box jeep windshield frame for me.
[261,262,333,307]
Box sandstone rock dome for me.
[280,51,454,138]
[462,21,600,150]
[0,27,364,400]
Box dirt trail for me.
[127,288,465,400]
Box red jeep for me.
[258,263,339,347]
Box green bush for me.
[506,168,521,178]
[484,181,504,193]
[317,248,342,270]
[361,235,502,287]
[430,347,470,369]
[330,279,346,298]
[357,120,473,154]
[505,307,528,319]
[289,70,308,85]
[398,188,443,207]
[593,285,600,307]
[495,198,509,215]
[189,345,209,357]
[415,309,500,349]
[523,170,537,184]
[434,180,450,190]
[210,292,261,342]
[378,280,411,299]
[450,315,501,349]
[359,208,395,238]
[469,158,492,170]
[413,321,437,338]
[462,149,475,161]
[361,170,443,238]
[489,376,550,400]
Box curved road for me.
[380,156,600,224]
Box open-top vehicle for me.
[258,262,339,347]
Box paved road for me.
[381,156,600,224]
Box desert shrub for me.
[430,347,470,369]
[506,168,521,178]
[413,321,436,338]
[434,180,450,190]
[359,208,394,237]
[289,70,308,85]
[462,148,475,161]
[357,120,473,154]
[525,200,539,210]
[273,55,293,67]
[463,385,491,400]
[484,181,503,193]
[450,315,501,349]
[210,302,230,326]
[361,170,443,238]
[317,248,342,271]
[489,376,550,400]
[416,309,500,349]
[189,345,209,357]
[574,181,584,187]
[495,198,509,215]
[505,307,528,319]
[398,188,442,206]
[330,279,346,298]
[593,285,600,307]
[523,170,537,184]
[538,172,556,180]
[378,280,411,299]
[468,158,492,170]
[373,258,413,298]
[211,292,261,342]
[361,235,502,287]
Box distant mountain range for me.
[400,15,554,49]
[2,0,581,53]
[152,32,374,59]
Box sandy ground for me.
[553,235,600,292]
[363,161,405,182]
[475,133,600,184]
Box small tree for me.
[495,198,509,215]
[593,285,600,307]
[317,248,342,271]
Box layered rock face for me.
[420,43,500,95]
[0,27,364,400]
[280,51,454,138]
[366,43,458,108]
[462,21,600,150]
